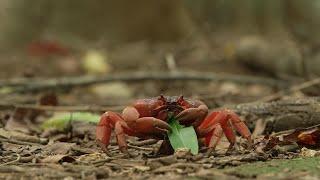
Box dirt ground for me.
[0,38,319,180]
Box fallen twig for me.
[127,144,154,151]
[128,139,158,146]
[0,137,39,146]
[0,154,21,166]
[0,71,288,93]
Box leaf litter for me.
[2,104,320,179]
[1,88,320,179]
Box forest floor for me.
[0,39,320,180]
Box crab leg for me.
[206,124,223,153]
[96,112,118,152]
[197,111,227,137]
[200,111,234,151]
[228,111,252,144]
[198,110,252,153]
[114,121,129,153]
[221,121,236,148]
[96,112,131,153]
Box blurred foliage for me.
[186,0,320,41]
[41,112,100,131]
[0,0,320,50]
[0,0,192,50]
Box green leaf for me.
[167,116,199,155]
[41,112,100,130]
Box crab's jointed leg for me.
[96,111,130,152]
[206,124,224,150]
[96,107,171,153]
[228,111,252,143]
[197,110,252,151]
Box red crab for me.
[96,96,252,153]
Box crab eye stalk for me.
[177,95,191,108]
[177,95,187,106]
[158,95,167,103]
[177,95,184,104]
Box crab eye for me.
[177,96,184,104]
[158,95,166,104]
[177,96,191,108]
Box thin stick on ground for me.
[0,71,288,94]
[0,154,21,166]
[127,144,154,151]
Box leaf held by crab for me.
[167,116,199,155]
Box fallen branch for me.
[228,97,320,116]
[226,97,320,133]
[0,71,288,93]
[0,137,39,146]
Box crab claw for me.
[175,104,208,126]
[123,106,171,137]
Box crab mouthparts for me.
[160,105,184,115]
[152,104,184,117]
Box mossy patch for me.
[224,157,320,178]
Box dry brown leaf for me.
[5,108,30,133]
[256,124,320,152]
[40,154,75,163]
[283,125,320,147]
[5,93,58,133]
[42,142,76,155]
